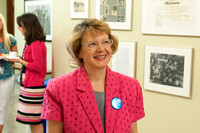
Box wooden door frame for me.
[7,0,14,35]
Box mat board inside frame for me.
[144,46,192,97]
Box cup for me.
[9,52,17,58]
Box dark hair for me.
[17,13,46,45]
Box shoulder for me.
[8,34,15,40]
[108,69,142,96]
[8,34,14,38]
[48,69,79,87]
[45,69,79,102]
[109,69,139,84]
[30,41,46,50]
[8,34,17,46]
[31,40,45,46]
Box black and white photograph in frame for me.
[70,0,89,18]
[150,53,185,88]
[144,46,192,97]
[111,41,136,78]
[96,0,132,30]
[25,0,52,41]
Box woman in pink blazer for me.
[42,19,145,133]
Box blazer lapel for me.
[76,66,104,132]
[105,66,122,133]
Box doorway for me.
[7,0,14,35]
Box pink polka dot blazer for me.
[41,66,145,133]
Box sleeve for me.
[131,80,145,122]
[10,35,17,47]
[41,79,63,121]
[26,41,45,72]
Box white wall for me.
[0,0,6,19]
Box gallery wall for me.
[52,0,200,133]
[0,0,6,18]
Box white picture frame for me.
[144,46,193,97]
[142,0,200,36]
[111,41,136,78]
[25,0,52,41]
[70,0,89,19]
[96,0,132,30]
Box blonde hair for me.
[0,13,11,53]
[66,18,118,66]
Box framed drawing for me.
[96,0,132,30]
[111,41,136,78]
[142,0,200,36]
[70,0,89,18]
[144,46,192,97]
[25,0,52,41]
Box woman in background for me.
[8,13,47,133]
[0,13,18,133]
[41,19,145,133]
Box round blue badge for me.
[111,97,122,110]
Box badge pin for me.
[111,97,122,110]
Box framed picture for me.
[70,0,89,18]
[144,46,193,97]
[111,41,136,78]
[96,0,132,30]
[142,0,200,36]
[25,0,52,41]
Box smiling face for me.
[79,30,112,71]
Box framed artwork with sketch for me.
[70,0,89,18]
[144,46,192,97]
[111,41,136,78]
[96,0,132,30]
[25,0,52,41]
